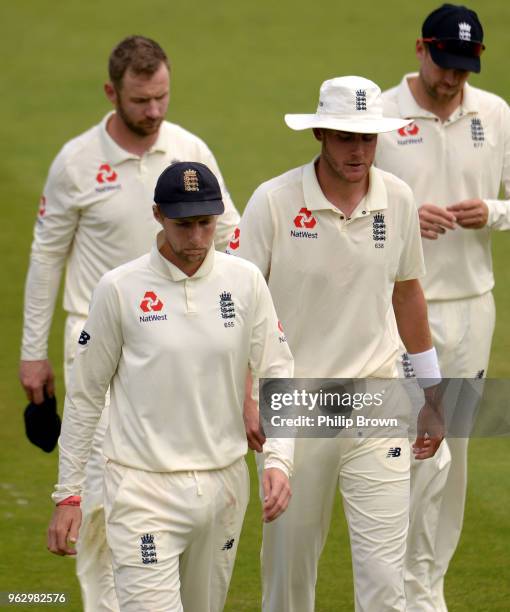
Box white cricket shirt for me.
[53,241,294,502]
[22,113,240,360]
[232,161,425,378]
[376,74,510,301]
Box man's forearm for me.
[21,255,65,360]
[393,280,432,353]
[52,405,101,502]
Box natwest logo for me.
[291,207,318,239]
[229,228,240,250]
[294,207,317,229]
[38,195,46,217]
[139,291,167,323]
[96,163,118,184]
[398,123,419,137]
[140,291,164,312]
[278,320,287,343]
[36,195,47,225]
[396,122,423,146]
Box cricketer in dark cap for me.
[48,155,294,610]
[421,3,485,73]
[154,161,225,219]
[152,162,226,275]
[375,4,510,612]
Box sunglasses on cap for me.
[421,37,485,58]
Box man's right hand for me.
[262,468,292,522]
[244,393,266,452]
[47,506,81,556]
[418,204,457,239]
[19,359,55,404]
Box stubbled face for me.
[418,45,470,103]
[114,63,170,136]
[153,207,217,273]
[315,129,377,184]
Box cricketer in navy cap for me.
[154,161,225,219]
[421,3,485,73]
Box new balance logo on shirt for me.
[78,330,91,346]
[386,447,402,458]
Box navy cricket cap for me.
[154,162,225,219]
[422,4,484,73]
[24,392,61,453]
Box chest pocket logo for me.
[471,118,484,147]
[220,292,236,327]
[372,213,386,248]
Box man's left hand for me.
[262,467,291,522]
[447,199,488,229]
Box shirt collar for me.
[302,158,387,214]
[362,167,388,212]
[150,231,216,281]
[99,112,169,164]
[460,82,478,113]
[149,122,170,154]
[397,72,479,119]
[302,158,338,212]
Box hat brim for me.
[158,200,225,219]
[429,46,481,73]
[285,114,413,134]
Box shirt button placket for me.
[184,280,196,314]
[337,212,346,233]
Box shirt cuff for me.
[263,437,295,478]
[52,484,83,505]
[485,199,510,230]
[263,458,291,479]
[20,349,49,361]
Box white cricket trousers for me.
[103,458,249,612]
[405,291,495,612]
[260,430,410,612]
[64,315,118,612]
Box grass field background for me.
[1,1,509,609]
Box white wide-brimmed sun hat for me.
[285,76,412,134]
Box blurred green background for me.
[1,1,509,609]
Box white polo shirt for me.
[376,74,510,301]
[232,160,425,378]
[22,114,240,360]
[53,242,294,502]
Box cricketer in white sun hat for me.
[285,76,413,134]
